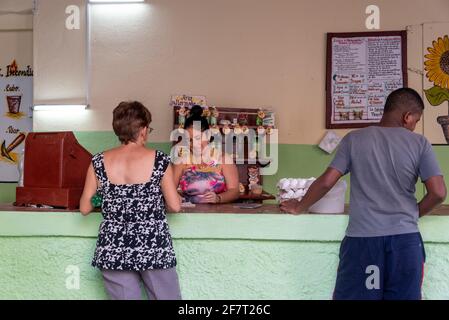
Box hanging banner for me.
[0,59,33,182]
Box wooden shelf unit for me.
[172,106,275,202]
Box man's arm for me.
[280,168,343,214]
[419,176,447,217]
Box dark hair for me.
[383,88,425,114]
[184,105,210,131]
[112,101,152,144]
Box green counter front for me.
[1,204,449,300]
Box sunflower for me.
[424,35,449,89]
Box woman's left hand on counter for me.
[199,191,220,203]
[280,199,305,215]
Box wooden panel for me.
[15,187,83,209]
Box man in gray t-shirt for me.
[281,88,446,300]
[330,125,442,237]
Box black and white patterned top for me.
[91,150,177,271]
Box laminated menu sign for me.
[326,31,407,128]
[0,59,33,182]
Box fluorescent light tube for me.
[33,105,88,111]
[89,0,145,3]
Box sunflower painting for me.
[425,35,449,91]
[424,35,449,143]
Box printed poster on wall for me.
[0,59,33,182]
[326,31,407,129]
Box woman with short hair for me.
[80,101,182,300]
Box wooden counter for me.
[1,203,449,215]
[2,203,449,300]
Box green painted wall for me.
[3,238,449,300]
[0,183,16,204]
[1,131,447,204]
[0,237,338,299]
[1,212,449,300]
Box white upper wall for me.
[0,0,33,76]
[33,0,87,106]
[0,0,33,30]
[33,0,449,144]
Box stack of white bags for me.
[277,177,316,202]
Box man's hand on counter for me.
[279,199,306,215]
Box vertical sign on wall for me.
[0,59,33,182]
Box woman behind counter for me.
[173,105,240,204]
[79,101,182,300]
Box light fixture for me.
[88,0,145,3]
[33,105,88,111]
